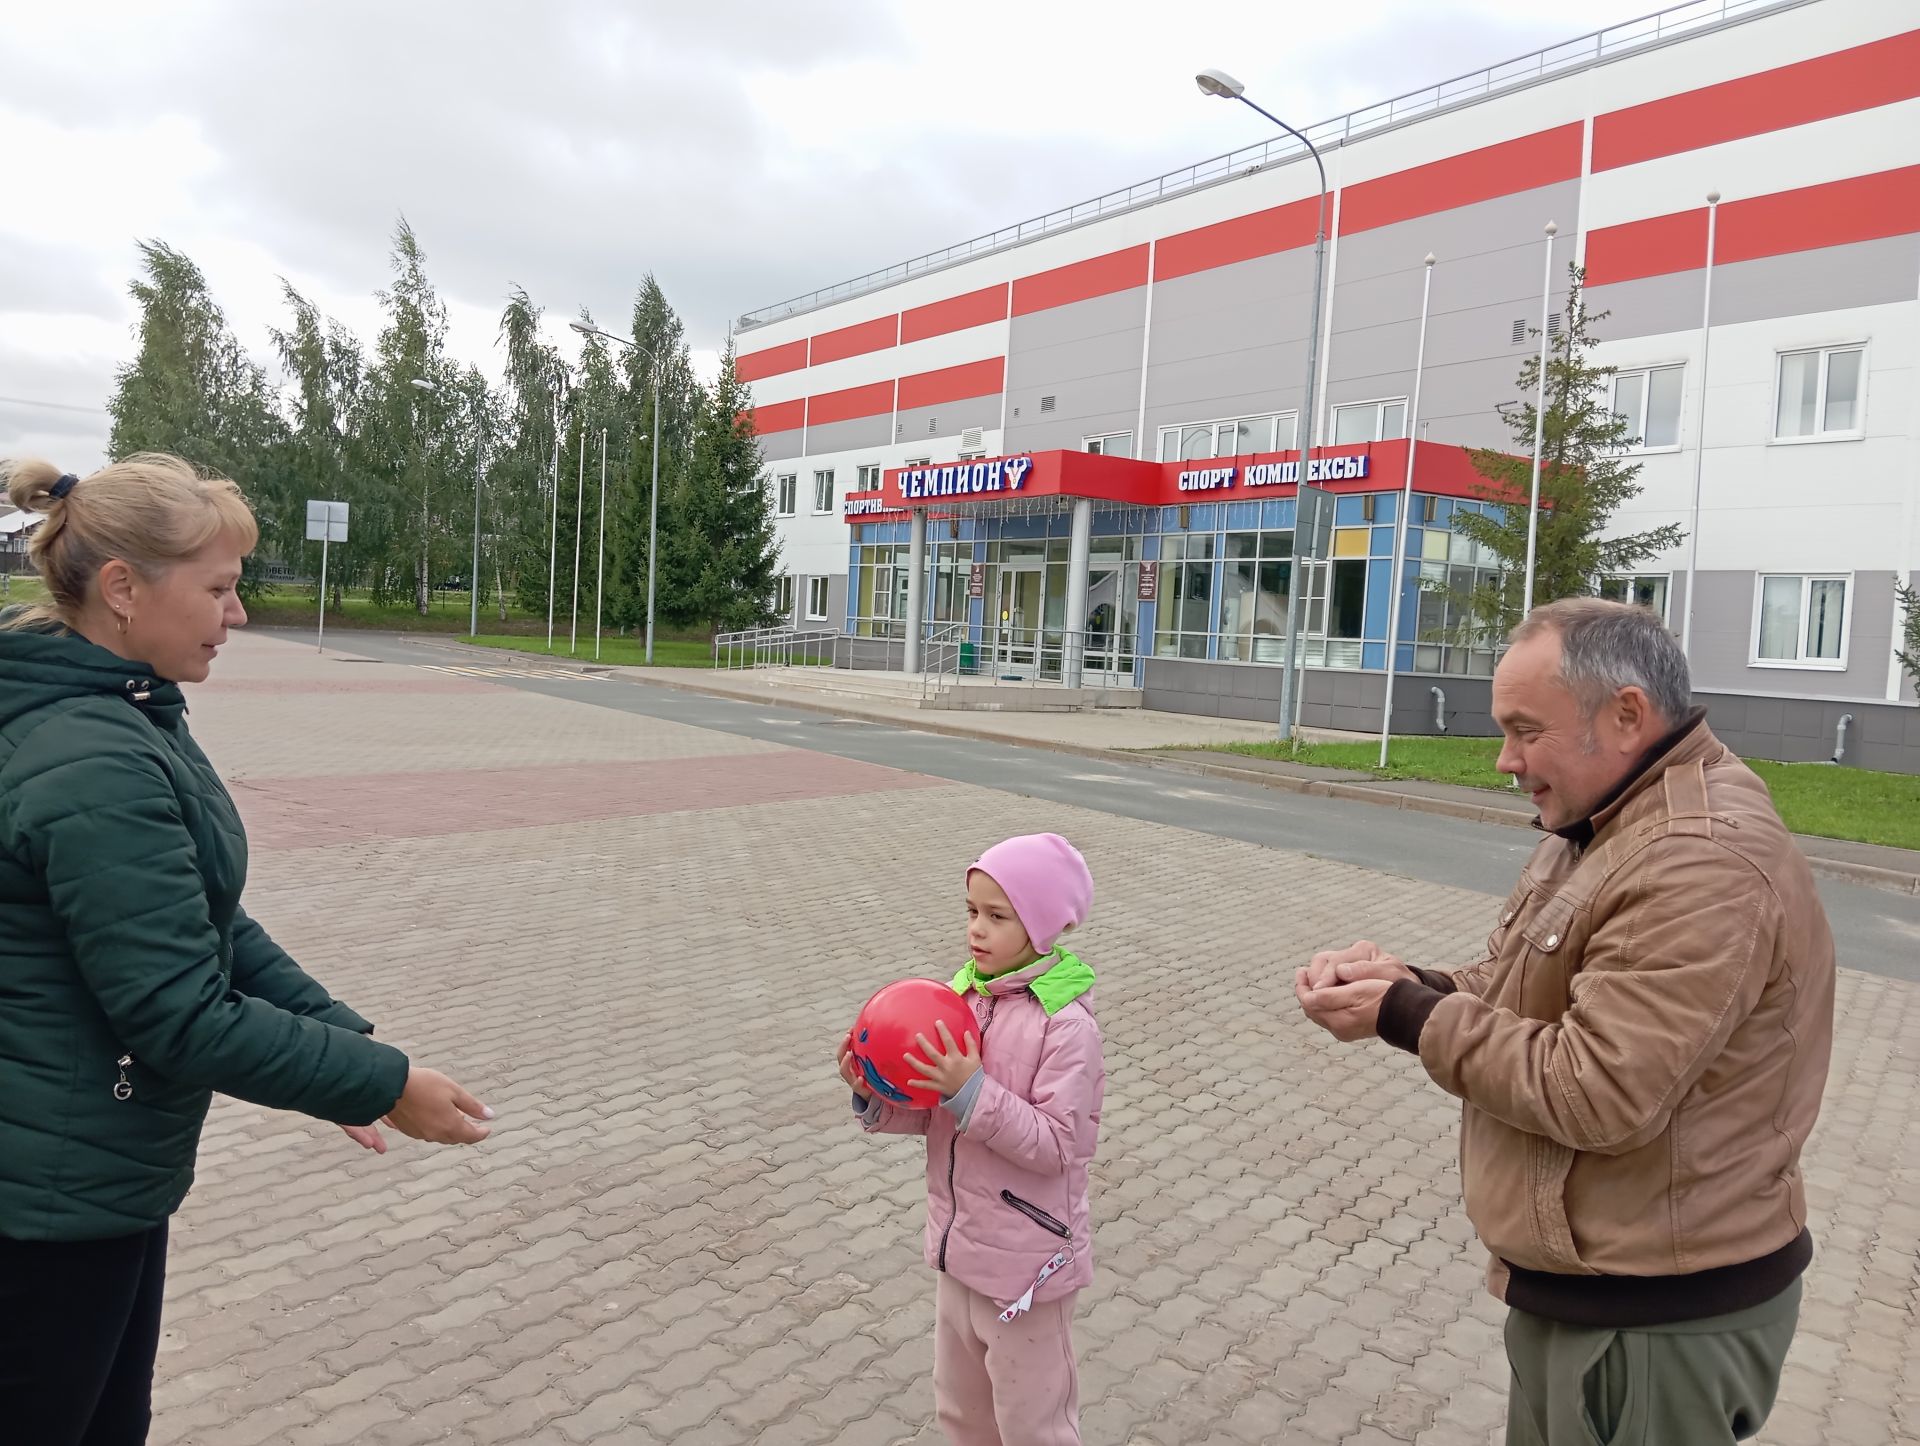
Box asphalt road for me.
[282,630,1920,985]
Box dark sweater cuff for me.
[1408,966,1458,995]
[1379,980,1446,1054]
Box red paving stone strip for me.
[232,751,943,850]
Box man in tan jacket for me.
[1298,598,1834,1445]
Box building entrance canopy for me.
[841,439,1498,525]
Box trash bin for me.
[959,641,976,674]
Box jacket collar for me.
[1546,707,1714,850]
[951,948,1095,1016]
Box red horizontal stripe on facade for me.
[1584,207,1710,287]
[750,398,805,435]
[1339,123,1583,235]
[897,357,1005,411]
[1154,197,1321,281]
[1010,246,1149,316]
[809,313,899,365]
[806,379,895,427]
[1585,164,1920,285]
[736,338,808,383]
[901,284,1009,343]
[1592,29,1920,173]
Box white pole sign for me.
[306,501,350,652]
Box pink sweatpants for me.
[933,1274,1081,1446]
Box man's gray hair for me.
[1511,597,1693,725]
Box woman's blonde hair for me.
[1,453,259,629]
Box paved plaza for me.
[148,632,1920,1445]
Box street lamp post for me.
[1197,69,1327,743]
[571,321,662,665]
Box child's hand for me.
[837,1041,874,1100]
[903,1020,982,1100]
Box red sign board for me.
[968,563,986,599]
[1137,561,1158,602]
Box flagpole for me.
[1520,220,1558,618]
[595,427,608,661]
[1680,191,1720,658]
[1380,254,1436,769]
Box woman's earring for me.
[115,611,128,636]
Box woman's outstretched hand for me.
[383,1067,493,1144]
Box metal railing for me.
[916,624,1139,700]
[738,0,1797,330]
[712,626,845,670]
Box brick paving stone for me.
[123,631,1920,1444]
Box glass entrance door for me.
[992,565,1044,672]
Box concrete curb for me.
[413,638,1920,899]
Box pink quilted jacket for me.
[859,957,1105,1309]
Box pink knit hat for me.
[968,833,1094,954]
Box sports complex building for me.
[737,0,1920,771]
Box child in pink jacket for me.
[836,833,1105,1446]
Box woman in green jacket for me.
[0,454,493,1446]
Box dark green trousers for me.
[1503,1279,1800,1446]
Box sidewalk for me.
[446,647,1920,898]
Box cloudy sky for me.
[4,0,1662,472]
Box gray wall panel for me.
[804,414,891,456]
[760,428,805,463]
[1143,251,1318,445]
[1005,289,1147,452]
[1326,182,1582,451]
[1689,569,1894,697]
[894,393,1004,450]
[1591,235,1920,341]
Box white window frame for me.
[812,469,835,515]
[1156,412,1297,463]
[806,577,831,622]
[774,575,796,618]
[855,463,882,492]
[1610,364,1685,454]
[1598,572,1672,625]
[1771,344,1866,445]
[1084,431,1134,458]
[1329,397,1408,446]
[1749,572,1852,671]
[775,473,797,517]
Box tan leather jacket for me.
[1401,720,1834,1310]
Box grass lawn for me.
[1209,735,1920,851]
[462,634,720,669]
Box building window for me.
[1754,574,1848,668]
[1612,365,1683,451]
[1215,530,1296,663]
[775,474,797,517]
[1599,573,1671,623]
[813,469,835,514]
[1152,534,1216,659]
[1085,432,1134,458]
[856,464,882,491]
[1774,346,1864,441]
[1157,413,1296,462]
[1330,399,1407,446]
[775,575,796,618]
[806,577,831,622]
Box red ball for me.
[850,979,981,1110]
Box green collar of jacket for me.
[950,948,1094,1015]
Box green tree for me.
[1896,580,1920,697]
[606,276,698,634]
[660,343,780,634]
[367,218,454,613]
[269,283,368,609]
[108,240,287,594]
[496,286,571,620]
[1446,263,1685,643]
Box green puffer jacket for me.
[0,618,410,1242]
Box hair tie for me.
[48,474,79,500]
